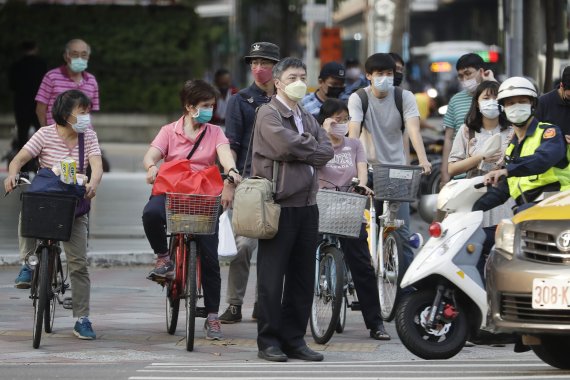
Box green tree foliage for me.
[0,1,205,114]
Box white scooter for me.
[395,135,512,360]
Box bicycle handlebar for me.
[4,172,31,197]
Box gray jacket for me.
[252,96,333,207]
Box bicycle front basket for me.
[165,193,221,235]
[20,192,77,241]
[316,190,367,238]
[372,164,422,202]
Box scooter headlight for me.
[495,219,516,259]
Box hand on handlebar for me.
[354,184,374,196]
[483,168,508,187]
[3,174,18,194]
[419,160,432,176]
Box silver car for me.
[486,190,570,369]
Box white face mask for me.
[282,80,307,102]
[478,99,500,119]
[329,122,348,137]
[504,103,532,125]
[373,75,393,93]
[461,78,478,94]
[70,113,90,133]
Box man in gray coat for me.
[252,57,333,362]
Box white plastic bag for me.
[217,210,237,257]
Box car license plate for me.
[532,278,570,309]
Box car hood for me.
[512,189,570,224]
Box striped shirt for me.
[23,125,102,174]
[442,90,473,139]
[35,66,100,126]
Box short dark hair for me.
[273,57,306,79]
[456,53,485,71]
[388,52,404,66]
[561,66,570,88]
[214,68,230,81]
[316,98,349,125]
[465,81,508,133]
[364,53,396,75]
[179,79,217,109]
[52,90,91,126]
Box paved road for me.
[1,266,566,379]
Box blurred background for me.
[0,0,568,145]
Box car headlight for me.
[495,219,516,259]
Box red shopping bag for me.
[151,160,224,196]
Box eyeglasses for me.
[333,117,350,124]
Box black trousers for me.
[142,194,221,313]
[339,223,383,330]
[256,205,319,350]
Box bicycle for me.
[310,182,367,344]
[150,190,221,352]
[7,174,76,349]
[369,164,423,322]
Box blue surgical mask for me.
[373,75,394,93]
[70,113,90,133]
[69,58,88,73]
[192,107,213,124]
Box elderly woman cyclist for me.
[4,89,103,340]
[142,79,241,341]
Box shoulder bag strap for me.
[186,125,208,160]
[78,133,85,173]
[356,88,368,134]
[394,87,405,133]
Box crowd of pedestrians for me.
[5,36,570,363]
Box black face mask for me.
[326,86,345,98]
[393,72,404,87]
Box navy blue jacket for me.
[224,82,272,177]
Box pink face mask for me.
[252,66,273,84]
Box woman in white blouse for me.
[448,80,515,274]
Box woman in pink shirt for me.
[142,80,241,341]
[316,98,391,341]
[4,89,103,341]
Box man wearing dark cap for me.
[219,41,280,325]
[535,65,570,143]
[301,61,346,118]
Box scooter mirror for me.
[419,194,438,224]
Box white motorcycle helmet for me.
[496,76,538,103]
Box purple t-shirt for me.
[318,137,366,190]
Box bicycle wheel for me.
[336,296,347,334]
[378,231,404,322]
[185,240,198,352]
[310,246,344,344]
[45,251,58,333]
[166,235,181,335]
[33,247,49,349]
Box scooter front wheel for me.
[395,289,468,359]
[378,231,404,321]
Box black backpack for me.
[356,86,405,133]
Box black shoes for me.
[283,345,324,362]
[258,346,288,362]
[370,325,391,340]
[219,304,242,324]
